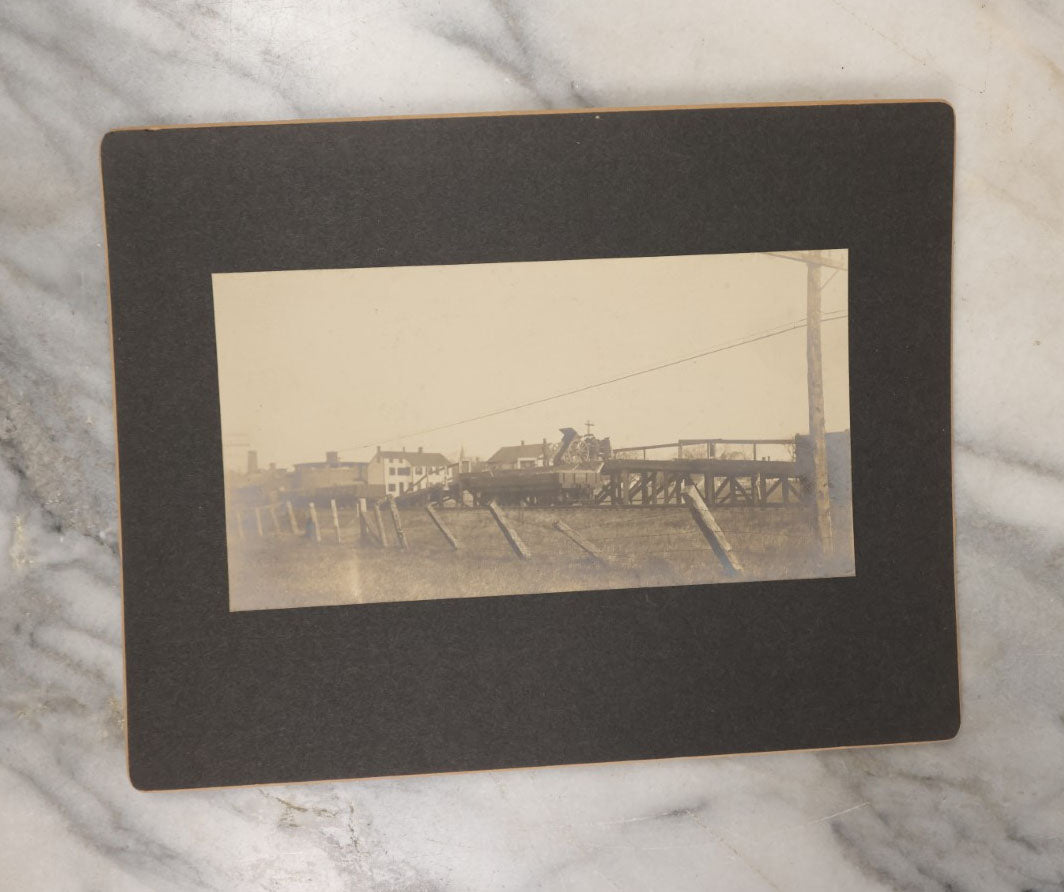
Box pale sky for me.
[213,251,849,470]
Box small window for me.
[388,483,396,493]
[389,467,396,476]
[397,467,410,476]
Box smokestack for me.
[326,451,339,467]
[418,446,423,453]
[521,440,525,446]
[269,462,276,471]
[247,450,258,474]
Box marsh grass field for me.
[227,504,855,611]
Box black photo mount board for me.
[101,101,957,791]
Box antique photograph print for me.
[215,251,853,612]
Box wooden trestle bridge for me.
[595,457,804,507]
[403,437,813,509]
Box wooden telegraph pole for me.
[806,257,834,558]
[763,249,844,561]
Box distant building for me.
[453,456,485,475]
[227,451,291,506]
[485,439,555,471]
[367,446,452,496]
[288,451,373,503]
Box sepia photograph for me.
[214,250,854,611]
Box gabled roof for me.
[376,450,450,467]
[487,443,551,464]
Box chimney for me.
[418,446,423,453]
[269,462,276,471]
[402,445,406,452]
[521,440,525,446]
[326,451,339,467]
[247,450,258,474]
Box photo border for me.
[102,101,957,790]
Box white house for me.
[485,439,555,470]
[367,446,452,496]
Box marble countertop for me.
[2,1,1063,889]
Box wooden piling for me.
[387,496,407,549]
[308,501,321,543]
[269,504,281,534]
[286,501,298,534]
[487,501,531,559]
[683,485,743,575]
[425,504,459,550]
[236,510,245,540]
[254,507,264,537]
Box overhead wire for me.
[339,310,848,452]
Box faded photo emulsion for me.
[213,250,854,611]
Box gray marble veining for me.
[2,0,1063,888]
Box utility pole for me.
[806,258,834,559]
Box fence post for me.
[683,485,743,575]
[331,498,342,544]
[255,507,264,537]
[236,510,245,540]
[308,502,321,543]
[286,501,298,534]
[358,498,382,547]
[269,504,281,534]
[387,496,408,549]
[373,501,389,547]
[357,498,367,542]
[487,500,531,559]
[552,519,606,565]
[425,504,459,550]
